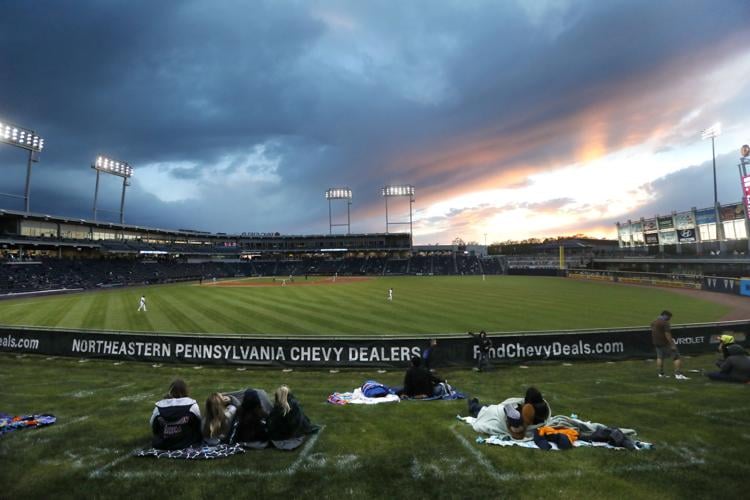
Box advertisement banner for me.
[657,216,675,230]
[703,277,740,295]
[676,228,697,243]
[660,231,677,244]
[674,212,695,229]
[643,218,658,232]
[644,233,659,245]
[743,175,750,219]
[720,203,744,221]
[695,208,716,225]
[2,323,747,367]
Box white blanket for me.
[330,388,400,405]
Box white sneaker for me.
[658,373,669,378]
[674,373,690,380]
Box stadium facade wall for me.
[1,322,747,368]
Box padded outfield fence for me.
[568,268,749,294]
[1,320,747,368]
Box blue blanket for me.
[0,413,56,436]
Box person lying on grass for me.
[266,385,318,441]
[397,355,445,399]
[202,392,240,446]
[468,386,550,440]
[150,378,202,450]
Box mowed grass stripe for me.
[0,276,731,335]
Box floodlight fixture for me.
[325,187,352,234]
[93,155,133,178]
[381,184,415,248]
[0,121,45,152]
[325,187,353,200]
[91,155,134,223]
[701,124,724,243]
[381,185,415,197]
[0,118,44,212]
[701,123,722,140]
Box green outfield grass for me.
[0,352,746,499]
[0,276,730,336]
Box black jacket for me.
[403,366,441,397]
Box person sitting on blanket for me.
[266,385,318,441]
[232,388,273,443]
[202,392,240,445]
[398,355,444,398]
[150,379,202,450]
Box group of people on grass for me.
[148,311,748,451]
[651,310,750,383]
[150,379,317,451]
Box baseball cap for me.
[720,334,735,345]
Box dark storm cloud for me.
[1,0,749,238]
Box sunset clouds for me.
[1,1,749,242]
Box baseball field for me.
[1,276,747,499]
[0,276,735,335]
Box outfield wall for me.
[1,321,747,368]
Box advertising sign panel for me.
[658,216,674,230]
[720,203,744,221]
[674,212,695,229]
[644,233,659,245]
[643,218,658,232]
[660,231,677,244]
[677,228,697,242]
[695,208,716,225]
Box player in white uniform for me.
[387,288,393,302]
[137,295,147,312]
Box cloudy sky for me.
[1,0,749,244]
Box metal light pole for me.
[92,169,101,220]
[702,123,723,245]
[0,120,45,212]
[325,188,353,235]
[382,185,415,249]
[91,155,134,224]
[119,176,130,224]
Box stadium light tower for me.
[325,187,353,235]
[381,184,415,246]
[91,155,134,224]
[739,144,750,251]
[702,123,724,243]
[0,119,45,212]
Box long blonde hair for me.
[203,393,228,439]
[274,385,291,416]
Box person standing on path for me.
[651,310,688,379]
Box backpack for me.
[361,380,389,398]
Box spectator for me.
[706,343,750,383]
[651,311,689,380]
[231,388,273,443]
[468,330,493,372]
[202,392,239,445]
[150,379,202,450]
[266,385,318,441]
[399,355,444,398]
